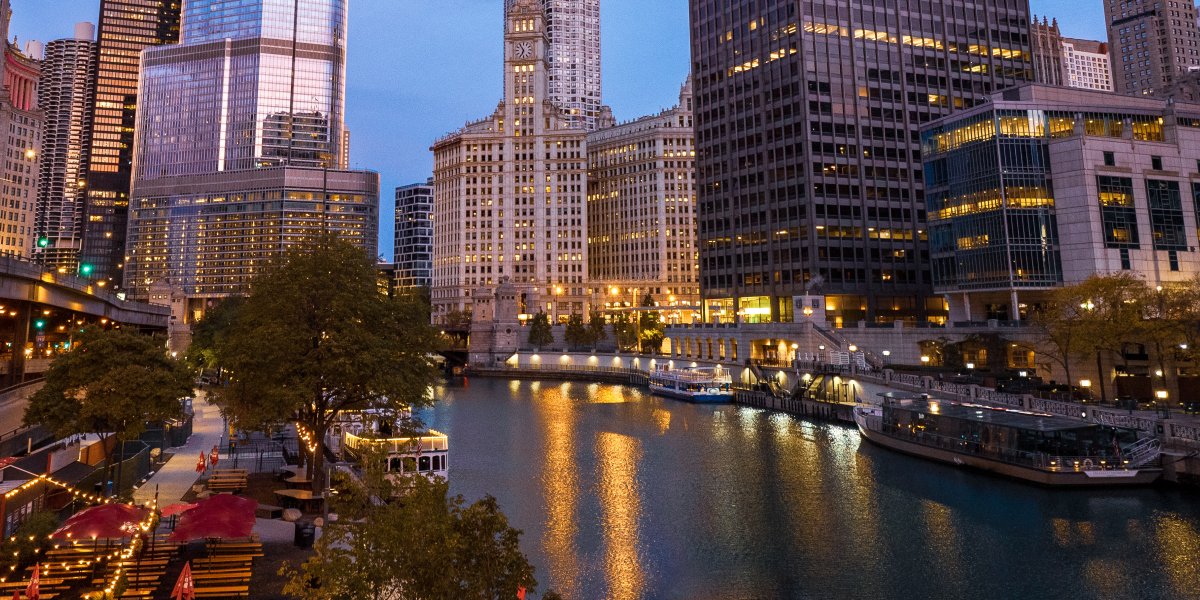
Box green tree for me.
[527,311,553,350]
[563,313,588,350]
[443,308,474,330]
[284,460,536,600]
[586,309,607,349]
[637,295,664,354]
[186,295,246,373]
[214,234,439,491]
[611,312,637,351]
[0,511,58,576]
[24,327,192,480]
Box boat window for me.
[389,457,403,472]
[419,456,431,472]
[403,457,417,473]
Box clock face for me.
[514,41,533,60]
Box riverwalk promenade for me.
[134,390,225,505]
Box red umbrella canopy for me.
[168,494,257,542]
[160,503,197,518]
[50,504,150,539]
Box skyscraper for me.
[0,0,42,260]
[125,0,377,303]
[80,0,181,287]
[688,0,1033,326]
[432,0,589,322]
[1105,0,1200,96]
[1030,17,1065,86]
[394,180,434,290]
[35,23,97,273]
[505,0,602,130]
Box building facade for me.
[34,24,97,273]
[126,167,378,301]
[1062,38,1113,92]
[80,0,181,288]
[431,0,589,323]
[126,0,375,302]
[1106,0,1200,96]
[394,180,433,290]
[923,84,1200,321]
[689,0,1033,327]
[587,77,698,312]
[0,0,42,260]
[505,0,602,130]
[1031,17,1064,87]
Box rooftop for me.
[884,396,1103,433]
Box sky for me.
[10,0,1107,259]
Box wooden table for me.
[284,476,313,489]
[273,489,324,511]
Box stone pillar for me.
[9,302,29,386]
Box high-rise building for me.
[125,0,377,302]
[0,0,42,260]
[432,0,589,322]
[34,23,97,273]
[1062,38,1113,92]
[394,180,433,290]
[587,78,698,314]
[80,0,181,288]
[688,0,1034,327]
[505,0,602,130]
[1031,17,1065,87]
[1106,0,1200,96]
[923,84,1200,320]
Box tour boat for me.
[341,429,449,482]
[854,396,1162,486]
[648,364,733,403]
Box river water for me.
[419,377,1200,600]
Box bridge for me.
[0,255,170,384]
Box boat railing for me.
[344,430,449,455]
[655,370,732,384]
[872,422,1141,472]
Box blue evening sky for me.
[10,1,1106,259]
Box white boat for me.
[342,429,449,482]
[648,365,733,404]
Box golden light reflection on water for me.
[1156,514,1200,596]
[920,499,965,594]
[652,408,671,434]
[536,387,580,598]
[597,431,645,600]
[591,384,632,404]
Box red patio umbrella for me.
[24,564,38,600]
[171,561,195,600]
[160,503,197,518]
[168,494,258,542]
[50,504,149,540]
[12,589,20,600]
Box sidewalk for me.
[133,389,225,505]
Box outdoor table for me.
[284,476,313,490]
[273,488,324,511]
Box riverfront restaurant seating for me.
[187,537,263,598]
[206,468,249,493]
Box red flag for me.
[25,564,38,600]
[13,589,21,600]
[196,452,207,474]
[171,561,195,600]
[516,586,526,600]
[209,445,219,468]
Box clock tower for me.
[504,0,548,113]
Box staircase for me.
[1124,437,1162,468]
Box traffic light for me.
[36,237,48,248]
[79,263,93,276]
[34,319,45,330]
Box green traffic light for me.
[80,263,93,276]
[34,320,45,329]
[36,237,48,248]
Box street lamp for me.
[920,355,930,364]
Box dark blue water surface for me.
[419,378,1200,600]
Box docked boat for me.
[648,364,733,403]
[331,410,449,482]
[854,396,1162,486]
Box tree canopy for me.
[563,313,588,350]
[24,327,192,460]
[527,311,553,349]
[186,295,245,372]
[212,234,440,488]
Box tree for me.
[563,313,588,350]
[186,295,245,373]
[24,327,192,484]
[527,311,553,350]
[586,309,607,349]
[283,461,537,600]
[611,312,637,351]
[443,308,473,330]
[637,295,664,354]
[213,234,440,491]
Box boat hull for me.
[855,414,1161,487]
[649,384,732,404]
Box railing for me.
[1168,422,1200,448]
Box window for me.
[1104,151,1116,166]
[1097,176,1139,248]
[1151,155,1163,170]
[1120,248,1131,270]
[1146,179,1186,250]
[1169,250,1180,272]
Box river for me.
[419,377,1200,600]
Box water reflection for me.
[1156,515,1200,597]
[596,432,645,599]
[535,385,580,598]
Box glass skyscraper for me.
[505,0,602,130]
[689,0,1033,326]
[126,0,375,302]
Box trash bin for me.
[294,519,316,549]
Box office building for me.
[1031,17,1065,86]
[923,84,1200,321]
[1106,0,1200,96]
[689,0,1033,326]
[126,0,376,302]
[1032,17,1113,92]
[505,0,602,130]
[0,0,42,259]
[431,0,589,322]
[394,180,433,290]
[587,77,698,312]
[80,0,181,287]
[34,24,98,272]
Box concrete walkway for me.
[133,390,225,505]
